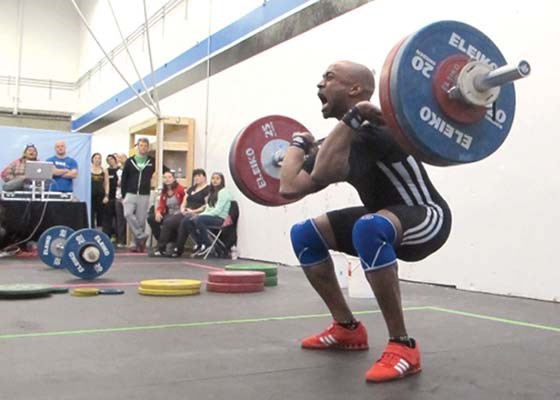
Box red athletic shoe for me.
[365,340,422,383]
[301,321,369,350]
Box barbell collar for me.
[272,137,326,165]
[473,60,531,92]
[81,246,101,263]
[272,149,285,165]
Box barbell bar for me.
[229,20,531,205]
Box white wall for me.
[88,0,559,301]
[0,0,80,112]
[75,0,276,116]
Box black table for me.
[0,200,88,248]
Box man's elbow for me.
[279,184,302,199]
[310,170,332,187]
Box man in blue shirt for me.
[46,141,78,193]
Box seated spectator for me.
[172,172,232,258]
[47,141,78,193]
[147,171,185,256]
[179,168,210,217]
[1,144,39,191]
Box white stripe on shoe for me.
[319,334,337,346]
[394,359,410,375]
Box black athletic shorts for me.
[326,202,452,262]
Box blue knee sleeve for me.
[352,214,397,272]
[290,219,330,267]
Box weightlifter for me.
[279,60,451,382]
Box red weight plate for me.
[433,54,486,124]
[229,115,308,206]
[379,37,422,159]
[229,144,261,205]
[207,271,266,284]
[206,281,265,293]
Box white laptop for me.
[24,161,54,180]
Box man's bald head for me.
[331,60,375,100]
[317,60,376,119]
[54,140,67,157]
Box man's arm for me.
[61,158,78,179]
[279,132,325,199]
[52,167,67,176]
[62,169,78,179]
[312,102,385,186]
[311,122,353,186]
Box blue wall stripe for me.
[72,0,313,132]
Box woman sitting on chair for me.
[147,171,185,256]
[172,172,232,258]
[179,168,210,218]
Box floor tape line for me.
[181,261,225,271]
[0,306,430,340]
[4,305,557,340]
[427,306,560,333]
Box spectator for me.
[102,155,120,243]
[90,153,108,229]
[179,168,210,217]
[1,144,39,191]
[117,153,128,169]
[172,172,232,258]
[121,138,155,252]
[47,141,78,193]
[147,171,186,256]
[113,154,127,248]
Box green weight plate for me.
[225,263,278,277]
[264,275,278,287]
[0,283,55,298]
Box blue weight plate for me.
[62,229,115,280]
[98,288,125,295]
[37,225,75,269]
[390,20,516,165]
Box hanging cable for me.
[69,0,160,118]
[203,0,212,170]
[142,0,162,115]
[106,0,159,114]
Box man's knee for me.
[352,214,397,272]
[290,219,330,267]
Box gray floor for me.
[0,253,559,400]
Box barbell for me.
[229,20,531,206]
[37,225,115,280]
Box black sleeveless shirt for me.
[304,123,448,212]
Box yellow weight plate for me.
[139,279,201,291]
[138,287,200,296]
[71,287,100,297]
